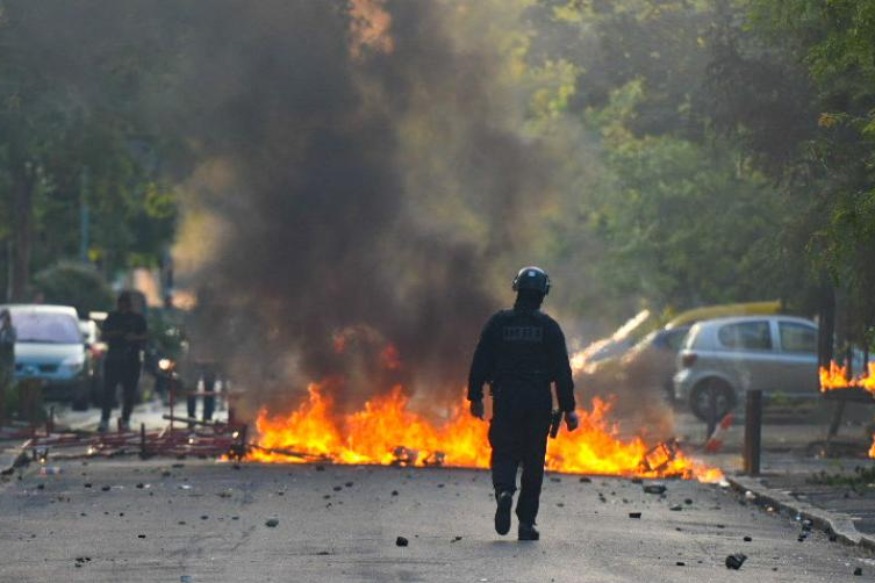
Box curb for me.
[727,474,875,552]
[0,440,33,477]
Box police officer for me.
[98,292,148,432]
[468,266,579,541]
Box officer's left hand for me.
[564,411,580,432]
[469,400,485,420]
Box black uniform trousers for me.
[488,385,552,525]
[101,357,141,423]
[187,366,217,422]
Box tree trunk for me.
[10,163,35,302]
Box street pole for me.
[743,389,762,476]
[79,167,90,263]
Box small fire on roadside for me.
[819,361,875,393]
[818,361,875,459]
[248,383,724,483]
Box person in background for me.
[98,292,148,432]
[468,266,579,541]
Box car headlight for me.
[61,355,85,373]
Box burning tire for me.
[689,378,735,422]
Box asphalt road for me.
[1,459,873,582]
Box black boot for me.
[494,491,513,535]
[518,521,539,541]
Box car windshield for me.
[12,312,82,344]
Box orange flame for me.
[819,361,875,393]
[870,435,875,459]
[249,383,723,483]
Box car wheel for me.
[689,378,735,422]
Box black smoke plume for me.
[169,1,554,414]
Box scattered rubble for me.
[643,484,666,495]
[725,554,747,570]
[265,518,279,528]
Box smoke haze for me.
[168,0,557,415]
[3,0,677,434]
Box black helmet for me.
[512,266,550,295]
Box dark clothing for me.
[186,363,218,422]
[102,359,141,423]
[100,310,147,423]
[103,311,147,363]
[467,302,575,412]
[468,299,575,525]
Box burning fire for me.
[820,361,875,458]
[819,361,875,393]
[249,383,723,482]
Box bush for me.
[31,262,115,318]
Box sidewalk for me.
[683,412,875,552]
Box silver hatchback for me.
[673,315,820,421]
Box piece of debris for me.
[676,562,685,567]
[669,505,682,511]
[451,536,462,543]
[639,439,680,474]
[743,536,752,542]
[333,486,342,492]
[744,490,756,501]
[396,536,409,547]
[345,481,354,487]
[684,498,693,505]
[391,490,399,496]
[423,452,446,467]
[725,554,747,570]
[854,567,863,576]
[643,484,666,495]
[628,512,642,519]
[391,446,418,467]
[265,518,279,528]
[579,477,591,483]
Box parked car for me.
[80,313,108,405]
[582,325,691,401]
[2,304,93,410]
[673,315,822,421]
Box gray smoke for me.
[170,1,555,415]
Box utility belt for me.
[490,371,551,397]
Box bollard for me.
[743,390,762,475]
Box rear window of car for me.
[779,321,817,353]
[717,321,772,350]
[11,312,82,344]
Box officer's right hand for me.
[469,400,485,420]
[564,411,580,432]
